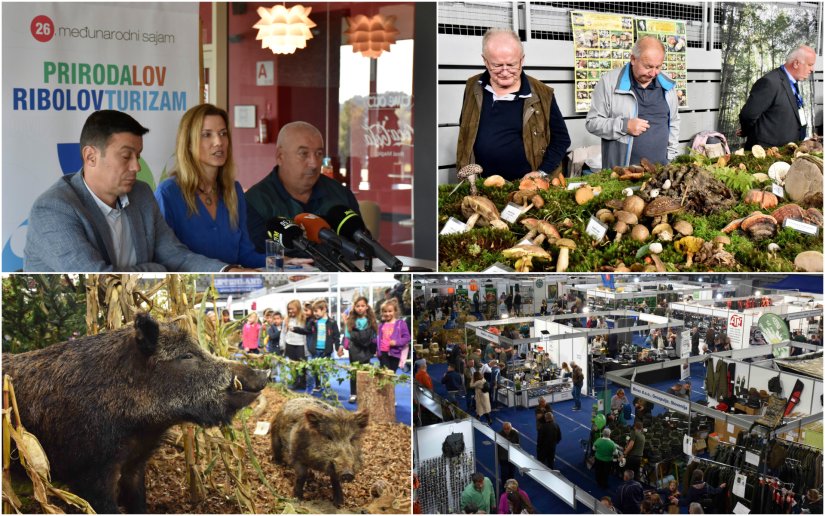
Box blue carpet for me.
[425,359,709,513]
[275,357,411,426]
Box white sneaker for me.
[348,395,357,403]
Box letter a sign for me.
[256,61,274,86]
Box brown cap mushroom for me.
[615,211,639,226]
[651,223,674,242]
[461,196,508,230]
[673,220,693,237]
[555,238,577,272]
[623,195,646,218]
[575,185,595,205]
[740,212,777,241]
[643,196,683,225]
[596,209,615,224]
[613,221,630,242]
[674,236,705,267]
[457,164,483,196]
[501,244,552,272]
[631,224,650,242]
[713,235,730,252]
[520,175,551,191]
[771,204,805,225]
[804,207,823,227]
[794,251,824,272]
[483,174,506,188]
[532,221,561,246]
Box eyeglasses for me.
[484,57,522,72]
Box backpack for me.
[691,130,731,158]
[442,432,465,458]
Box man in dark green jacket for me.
[245,121,361,253]
[455,28,571,181]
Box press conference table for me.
[276,256,436,272]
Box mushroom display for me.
[622,195,646,218]
[673,220,693,238]
[501,244,551,272]
[794,251,824,272]
[483,174,506,188]
[643,196,683,225]
[740,212,777,241]
[509,190,545,214]
[596,209,615,224]
[648,242,666,272]
[674,236,705,267]
[519,175,551,191]
[457,164,484,196]
[713,235,730,253]
[461,196,508,230]
[555,238,577,272]
[751,145,766,159]
[631,224,650,242]
[771,204,805,225]
[575,185,596,205]
[520,219,560,245]
[652,223,674,242]
[744,189,779,210]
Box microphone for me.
[294,213,362,272]
[294,213,369,260]
[324,205,403,271]
[265,217,346,272]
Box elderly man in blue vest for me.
[585,36,680,170]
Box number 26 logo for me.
[31,15,55,43]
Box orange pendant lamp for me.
[345,14,399,59]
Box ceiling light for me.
[254,4,316,55]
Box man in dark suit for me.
[739,45,816,149]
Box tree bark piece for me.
[356,371,395,423]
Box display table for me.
[521,378,573,407]
[592,357,681,384]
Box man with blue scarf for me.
[586,36,680,170]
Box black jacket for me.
[740,67,806,148]
[347,324,376,363]
[294,317,340,355]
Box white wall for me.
[437,2,824,184]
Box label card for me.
[567,182,586,191]
[683,434,694,456]
[772,184,784,198]
[733,502,751,514]
[586,216,609,241]
[745,450,760,466]
[500,202,523,224]
[517,237,535,247]
[732,472,747,498]
[784,218,818,236]
[440,217,468,235]
[254,421,271,436]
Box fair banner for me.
[2,2,199,271]
[570,11,634,113]
[635,17,688,107]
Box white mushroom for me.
[767,243,780,261]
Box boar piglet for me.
[271,397,369,507]
[3,313,268,514]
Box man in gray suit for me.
[24,110,233,272]
[739,45,816,149]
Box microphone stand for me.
[327,246,362,272]
[301,243,347,272]
[359,245,373,271]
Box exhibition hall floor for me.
[425,361,709,513]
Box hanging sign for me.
[635,17,688,107]
[476,327,500,344]
[2,2,200,271]
[570,11,634,113]
[631,382,690,414]
[726,312,745,349]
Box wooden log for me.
[356,370,395,423]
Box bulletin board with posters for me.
[635,17,689,107]
[570,11,635,113]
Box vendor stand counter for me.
[497,378,573,408]
[593,356,681,384]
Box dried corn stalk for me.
[2,375,95,514]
